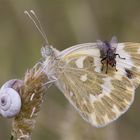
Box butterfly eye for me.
[45,47,52,56]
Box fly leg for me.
[106,60,109,74]
[116,54,125,59]
[114,60,118,71]
[111,60,118,71]
[101,57,107,71]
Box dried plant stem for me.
[11,64,48,140]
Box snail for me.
[0,79,23,118]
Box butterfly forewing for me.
[52,42,140,127]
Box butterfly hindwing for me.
[54,42,140,127]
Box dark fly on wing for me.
[97,36,125,74]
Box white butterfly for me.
[25,10,140,128]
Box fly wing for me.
[110,36,118,51]
[96,40,107,58]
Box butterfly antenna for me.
[24,10,49,46]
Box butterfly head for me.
[41,45,58,59]
[41,45,52,57]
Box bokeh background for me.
[0,0,140,140]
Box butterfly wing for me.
[116,43,140,87]
[53,42,140,127]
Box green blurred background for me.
[0,0,140,140]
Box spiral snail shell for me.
[0,79,23,118]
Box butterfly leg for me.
[42,78,57,88]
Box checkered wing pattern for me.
[54,43,140,127]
